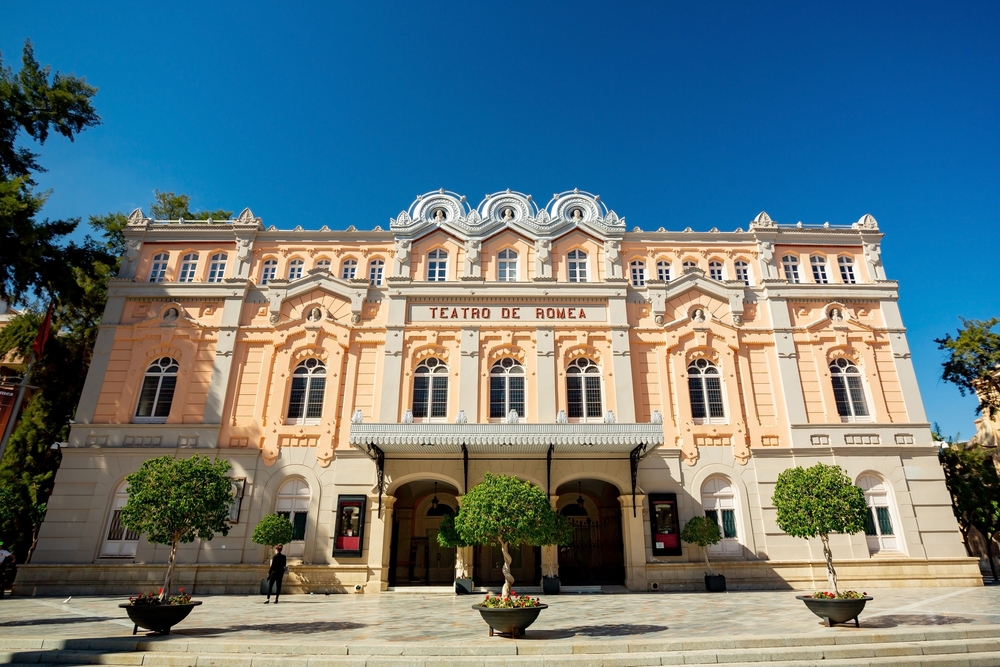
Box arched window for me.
[702,477,740,556]
[489,358,525,419]
[708,261,724,281]
[149,252,169,283]
[412,358,448,420]
[782,255,800,283]
[734,260,750,286]
[567,250,588,283]
[838,256,856,284]
[207,252,227,283]
[687,358,725,423]
[830,358,870,422]
[810,255,828,284]
[287,359,326,425]
[288,258,305,281]
[178,253,199,282]
[427,249,448,281]
[315,258,331,272]
[368,259,384,286]
[340,259,357,280]
[630,260,646,287]
[858,475,898,553]
[566,358,602,420]
[260,259,278,284]
[682,259,697,271]
[276,479,310,558]
[656,260,671,282]
[101,483,139,557]
[497,249,518,282]
[134,357,179,423]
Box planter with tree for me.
[118,455,234,635]
[437,473,571,637]
[251,513,294,594]
[773,462,871,627]
[680,515,726,592]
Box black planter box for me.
[796,595,873,627]
[473,604,547,638]
[705,574,726,592]
[119,601,202,635]
[541,576,560,595]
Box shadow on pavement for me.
[0,616,113,627]
[525,623,669,640]
[861,614,975,628]
[175,620,367,635]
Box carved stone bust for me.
[692,308,706,323]
[307,307,323,322]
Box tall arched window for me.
[276,479,310,558]
[134,357,179,423]
[702,477,741,556]
[178,253,199,282]
[838,256,857,284]
[734,260,750,285]
[288,258,305,280]
[630,260,646,287]
[427,249,448,281]
[149,252,169,283]
[708,260,724,281]
[368,259,384,286]
[656,260,671,282]
[566,358,602,420]
[688,358,725,423]
[489,358,525,419]
[101,482,139,557]
[340,259,357,280]
[810,255,829,284]
[567,250,588,283]
[782,255,800,283]
[315,258,331,272]
[260,259,278,284]
[497,249,518,282]
[412,358,448,420]
[830,358,870,422]
[207,252,227,283]
[287,359,326,424]
[858,474,898,553]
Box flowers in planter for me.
[126,588,193,606]
[811,590,867,600]
[478,591,543,608]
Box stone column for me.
[365,494,396,593]
[540,494,560,580]
[618,493,648,592]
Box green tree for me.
[251,513,294,561]
[150,190,232,221]
[939,442,1000,580]
[936,318,1000,418]
[438,473,571,596]
[773,463,868,594]
[680,515,723,576]
[120,455,233,601]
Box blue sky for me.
[4,1,998,438]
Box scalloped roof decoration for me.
[854,213,879,230]
[750,211,776,228]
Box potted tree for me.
[252,513,294,594]
[118,455,234,635]
[680,515,726,592]
[438,473,571,637]
[773,462,872,627]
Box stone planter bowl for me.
[119,601,202,635]
[472,603,547,638]
[796,595,872,627]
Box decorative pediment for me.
[266,272,366,326]
[647,272,746,327]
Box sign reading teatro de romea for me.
[409,304,607,322]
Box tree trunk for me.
[25,523,41,564]
[703,545,714,576]
[986,531,998,582]
[499,540,514,597]
[820,533,838,594]
[161,541,179,602]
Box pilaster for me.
[365,494,395,593]
[619,493,648,592]
[74,295,126,424]
[766,297,808,432]
[459,328,480,420]
[882,300,928,424]
[608,298,636,422]
[535,328,556,423]
[203,294,245,426]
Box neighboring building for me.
[17,190,979,594]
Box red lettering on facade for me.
[568,309,576,319]
[502,308,511,318]
[482,308,491,319]
[440,308,449,319]
[430,307,438,318]
[578,308,586,319]
[472,308,480,318]
[546,308,555,319]
[450,308,458,318]
[556,308,566,318]
[462,308,469,319]
[536,308,544,318]
[511,308,520,319]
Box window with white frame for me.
[858,474,898,553]
[288,259,305,281]
[149,252,169,283]
[315,258,331,272]
[427,249,448,281]
[734,260,749,285]
[261,259,278,284]
[838,256,857,284]
[810,255,829,284]
[702,477,741,557]
[656,260,671,282]
[682,260,697,272]
[630,260,646,287]
[781,255,800,283]
[101,483,139,557]
[708,260,724,281]
[276,478,310,558]
[134,357,179,423]
[412,358,448,420]
[178,253,199,282]
[566,358,602,421]
[368,259,384,286]
[287,358,326,425]
[340,259,357,280]
[830,358,870,422]
[489,358,525,420]
[497,249,518,282]
[207,252,227,283]
[567,250,588,283]
[687,358,726,423]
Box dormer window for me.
[427,249,448,281]
[567,250,588,283]
[497,249,518,282]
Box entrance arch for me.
[388,480,460,586]
[555,479,625,585]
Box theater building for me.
[16,189,979,595]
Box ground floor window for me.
[702,477,741,557]
[276,478,310,558]
[101,483,139,557]
[859,474,899,553]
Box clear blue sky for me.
[4,1,998,439]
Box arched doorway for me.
[555,479,625,585]
[388,480,459,586]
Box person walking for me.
[264,544,286,604]
[0,543,13,599]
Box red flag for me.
[32,304,53,358]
